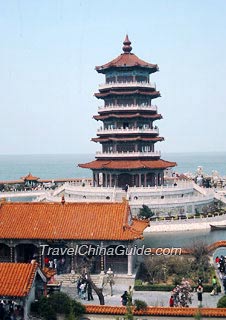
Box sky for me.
[0,0,226,154]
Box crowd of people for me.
[77,277,94,301]
[0,301,24,320]
[44,256,66,274]
[216,255,226,294]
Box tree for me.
[189,240,209,273]
[138,205,154,219]
[143,256,167,283]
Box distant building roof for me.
[79,159,176,170]
[95,35,158,74]
[0,262,41,297]
[21,173,40,181]
[0,201,148,241]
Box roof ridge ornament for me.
[122,34,132,53]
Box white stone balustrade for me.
[97,127,159,135]
[98,104,158,112]
[99,81,156,90]
[95,151,161,158]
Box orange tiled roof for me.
[95,90,160,99]
[0,263,38,297]
[79,159,176,170]
[0,202,148,240]
[21,173,39,181]
[95,53,158,73]
[85,305,226,317]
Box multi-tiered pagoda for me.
[79,36,176,188]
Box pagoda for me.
[79,35,176,188]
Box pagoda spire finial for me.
[122,34,132,53]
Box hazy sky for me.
[1,0,226,154]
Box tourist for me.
[121,291,128,306]
[44,256,49,267]
[49,259,53,269]
[197,285,203,307]
[169,295,174,307]
[53,258,57,269]
[223,274,226,294]
[197,276,203,286]
[211,275,218,295]
[80,281,87,300]
[0,303,5,320]
[128,285,133,305]
[87,282,94,301]
[77,277,82,297]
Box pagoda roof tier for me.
[92,136,164,143]
[93,113,162,121]
[79,159,176,170]
[95,89,160,99]
[95,35,158,74]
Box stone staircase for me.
[54,273,104,288]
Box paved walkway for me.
[61,283,222,308]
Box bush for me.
[30,301,39,314]
[138,205,154,219]
[31,293,85,320]
[217,295,226,308]
[48,292,72,315]
[37,296,57,320]
[134,299,147,311]
[71,300,86,317]
[134,284,174,291]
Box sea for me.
[0,152,226,181]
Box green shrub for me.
[134,284,174,291]
[173,275,183,286]
[38,296,57,320]
[135,279,142,286]
[134,299,147,311]
[48,292,72,315]
[71,300,86,317]
[217,295,226,308]
[30,301,39,314]
[31,293,85,320]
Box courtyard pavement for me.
[61,283,222,308]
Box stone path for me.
[61,283,221,308]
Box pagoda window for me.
[117,98,133,106]
[105,99,115,106]
[140,144,153,152]
[117,143,134,152]
[135,75,148,83]
[117,75,133,83]
[123,122,129,129]
[106,76,116,83]
[137,97,152,106]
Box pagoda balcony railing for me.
[98,104,158,112]
[96,150,161,158]
[97,127,159,135]
[99,81,156,90]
